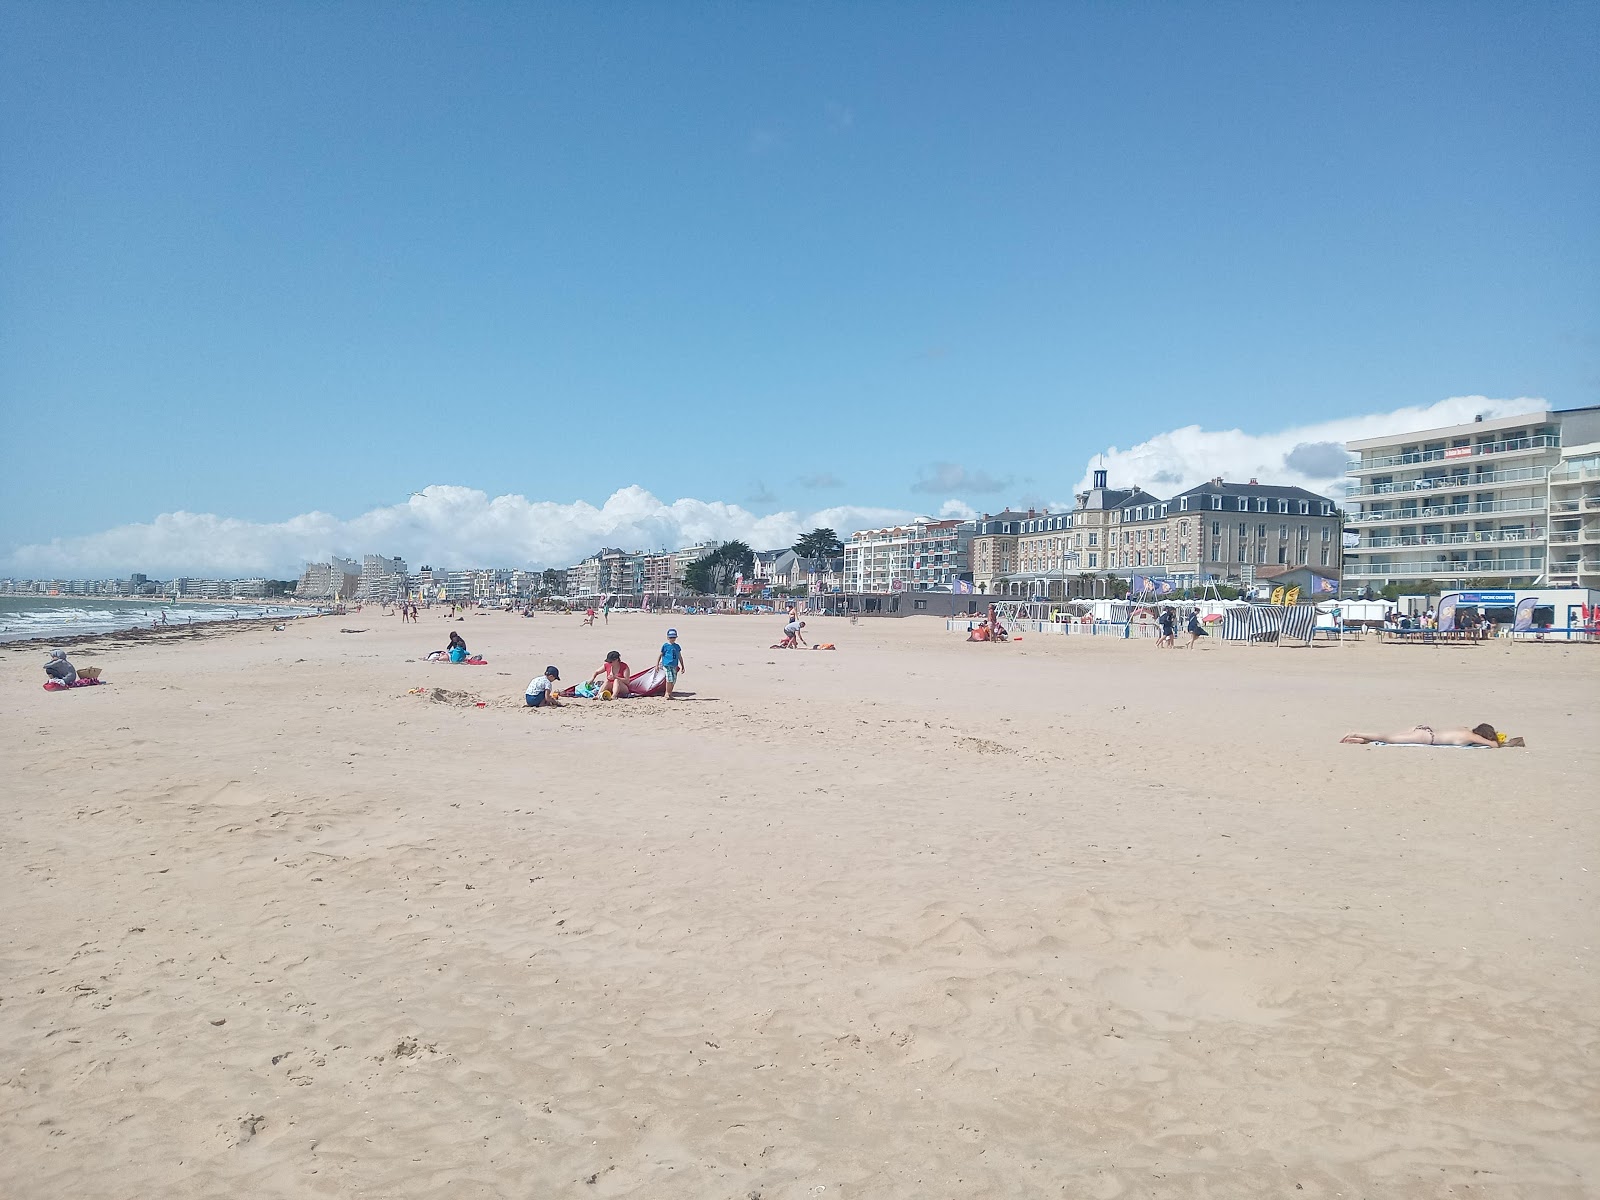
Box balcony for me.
[1345,465,1549,497]
[1349,434,1560,473]
[1349,497,1546,523]
[1343,557,1544,578]
[1549,460,1600,485]
[1361,528,1542,549]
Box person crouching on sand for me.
[44,648,78,687]
[591,650,631,697]
[525,666,562,708]
[446,631,469,662]
[1340,724,1524,747]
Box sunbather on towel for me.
[1340,724,1523,747]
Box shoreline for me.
[1,609,326,652]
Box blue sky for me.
[2,3,1596,575]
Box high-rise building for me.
[1343,407,1600,590]
[359,555,408,602]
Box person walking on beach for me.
[602,596,613,624]
[1158,607,1176,648]
[656,628,685,699]
[1185,609,1208,648]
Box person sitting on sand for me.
[447,631,469,663]
[44,648,78,687]
[525,666,563,708]
[967,620,991,642]
[590,650,631,697]
[1340,724,1524,747]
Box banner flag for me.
[1285,586,1301,605]
[1270,586,1285,605]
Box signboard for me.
[1444,446,1473,459]
[1454,591,1514,605]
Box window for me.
[1278,500,1289,514]
[1278,546,1287,564]
[1238,498,1248,511]
[1211,496,1222,510]
[1180,497,1189,512]
[1299,525,1309,540]
[1279,524,1288,539]
[1211,521,1221,537]
[1299,501,1309,514]
[1088,533,1098,547]
[1210,541,1222,561]
[1257,544,1267,563]
[1088,553,1098,568]
[1178,520,1189,538]
[1257,524,1267,538]
[1320,503,1332,516]
[1322,527,1331,541]
[1238,523,1247,537]
[1257,498,1268,512]
[1320,547,1330,566]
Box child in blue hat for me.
[655,629,685,699]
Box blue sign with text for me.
[1454,591,1514,605]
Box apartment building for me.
[1344,407,1600,589]
[967,510,1035,593]
[1122,480,1340,580]
[843,518,973,592]
[359,555,408,603]
[1547,438,1600,590]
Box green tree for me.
[539,568,565,595]
[683,541,755,595]
[793,527,844,560]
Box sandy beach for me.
[2,610,1596,1198]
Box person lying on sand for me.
[44,648,78,687]
[590,650,631,697]
[1340,724,1524,747]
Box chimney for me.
[1248,477,1257,485]
[1092,469,1108,489]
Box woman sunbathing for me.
[1340,724,1523,747]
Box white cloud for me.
[1076,396,1547,500]
[911,462,1013,495]
[3,485,919,579]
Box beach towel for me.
[44,678,108,691]
[1361,742,1485,749]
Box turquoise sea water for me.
[0,596,307,644]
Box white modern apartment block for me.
[843,518,972,592]
[1547,438,1600,590]
[1344,406,1600,589]
[359,555,408,603]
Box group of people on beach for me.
[524,629,686,707]
[1154,608,1209,649]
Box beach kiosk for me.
[1438,588,1600,642]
